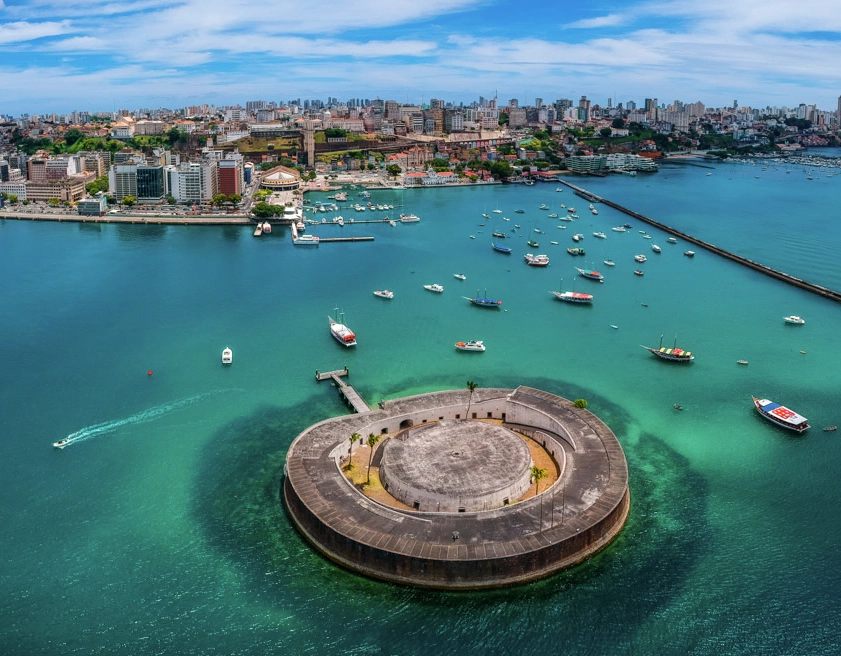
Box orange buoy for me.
[147,370,153,376]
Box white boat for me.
[752,396,809,433]
[643,235,652,240]
[424,283,444,293]
[684,250,695,257]
[455,340,485,352]
[329,312,357,347]
[611,226,627,232]
[593,232,607,239]
[652,244,661,253]
[667,237,677,244]
[262,221,272,234]
[589,204,595,210]
[635,254,647,263]
[784,315,805,325]
[222,347,233,364]
[454,274,467,280]
[604,259,615,266]
[296,221,306,232]
[550,241,559,245]
[53,438,71,449]
[373,290,394,299]
[591,209,599,215]
[400,213,420,223]
[336,216,344,226]
[548,213,558,218]
[556,187,564,192]
[293,234,320,246]
[492,209,502,214]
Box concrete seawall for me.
[559,179,841,304]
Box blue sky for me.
[2,0,841,115]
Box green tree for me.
[573,398,588,409]
[8,194,18,204]
[48,198,60,207]
[64,128,84,147]
[530,465,549,530]
[611,118,626,129]
[122,195,136,208]
[386,164,401,177]
[489,161,513,180]
[166,195,177,205]
[85,175,109,195]
[466,380,478,416]
[600,127,612,138]
[347,432,361,470]
[166,127,185,147]
[365,433,382,484]
[212,193,227,208]
[227,193,242,207]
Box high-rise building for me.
[218,157,243,196]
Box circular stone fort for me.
[283,386,629,589]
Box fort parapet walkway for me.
[559,179,841,304]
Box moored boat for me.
[262,221,272,234]
[641,335,694,362]
[373,290,394,299]
[524,253,550,267]
[593,231,607,239]
[464,290,502,307]
[652,244,661,253]
[752,396,809,433]
[222,347,233,364]
[611,226,627,232]
[575,266,604,282]
[567,247,585,256]
[784,315,805,325]
[550,277,593,304]
[329,311,357,347]
[400,213,420,223]
[424,283,444,293]
[635,254,647,263]
[492,243,512,254]
[455,340,486,352]
[453,273,467,280]
[634,269,644,276]
[293,234,320,246]
[253,224,263,237]
[527,240,540,248]
[684,250,695,257]
[604,259,615,266]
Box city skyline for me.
[2,0,841,116]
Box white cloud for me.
[563,14,628,30]
[0,21,72,44]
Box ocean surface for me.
[3,154,841,655]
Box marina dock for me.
[315,367,371,413]
[558,179,841,304]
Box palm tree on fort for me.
[466,380,478,417]
[365,432,382,484]
[347,432,361,469]
[530,465,548,530]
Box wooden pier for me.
[318,236,375,243]
[315,367,371,413]
[557,179,841,304]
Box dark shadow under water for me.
[191,375,709,656]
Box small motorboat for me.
[667,237,677,244]
[634,270,644,276]
[454,274,467,280]
[652,244,661,253]
[604,259,615,266]
[373,290,394,299]
[784,315,805,325]
[53,438,71,449]
[635,254,647,263]
[424,283,444,293]
[824,426,837,432]
[673,404,684,411]
[684,250,695,257]
[455,340,486,352]
[222,347,233,365]
[737,360,749,365]
[262,221,272,234]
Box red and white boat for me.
[752,396,809,433]
[329,311,357,347]
[524,253,550,267]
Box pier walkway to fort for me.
[559,179,841,304]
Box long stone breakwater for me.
[560,179,841,304]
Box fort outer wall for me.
[283,387,630,590]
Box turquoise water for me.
[3,159,841,654]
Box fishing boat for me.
[524,253,550,267]
[455,340,486,352]
[824,426,837,432]
[453,274,467,280]
[492,231,507,239]
[373,290,394,299]
[550,278,593,304]
[567,247,585,256]
[641,335,694,362]
[53,438,72,449]
[329,311,357,347]
[492,243,512,254]
[424,283,444,293]
[464,290,502,308]
[784,315,805,325]
[752,397,809,433]
[575,266,604,282]
[222,347,233,364]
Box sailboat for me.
[550,277,593,304]
[464,289,503,308]
[640,334,694,362]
